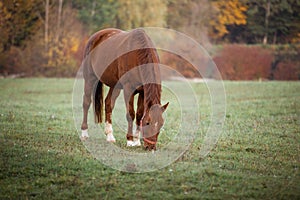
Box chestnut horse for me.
[80,28,168,150]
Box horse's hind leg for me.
[81,78,96,140]
[104,87,120,142]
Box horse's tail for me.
[94,81,103,123]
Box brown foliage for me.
[273,61,299,80]
[158,44,300,81]
[213,45,274,80]
[271,45,300,80]
[159,50,200,79]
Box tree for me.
[0,0,44,74]
[244,0,300,44]
[71,0,118,33]
[0,1,85,76]
[0,0,43,51]
[209,0,247,41]
[38,1,85,74]
[167,0,213,47]
[116,0,167,30]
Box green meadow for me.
[0,78,299,199]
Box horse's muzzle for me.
[143,138,157,151]
[144,143,156,151]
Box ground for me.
[0,78,299,199]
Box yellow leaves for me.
[38,5,84,75]
[213,0,247,24]
[291,32,300,43]
[210,0,247,39]
[45,35,80,70]
[0,2,7,16]
[0,1,12,23]
[70,37,79,54]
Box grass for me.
[0,78,299,199]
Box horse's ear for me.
[161,102,169,112]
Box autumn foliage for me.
[213,45,300,80]
[0,2,85,77]
[0,0,299,79]
[209,0,247,39]
[160,44,300,80]
[213,45,273,80]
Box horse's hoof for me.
[106,133,116,143]
[81,129,89,141]
[127,140,134,147]
[132,140,141,146]
[127,140,141,147]
[80,136,89,141]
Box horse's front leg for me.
[133,92,144,146]
[123,89,136,147]
[104,87,120,142]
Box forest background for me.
[0,0,299,80]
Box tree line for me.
[0,0,299,78]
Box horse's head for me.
[141,102,169,150]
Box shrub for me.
[159,50,201,79]
[213,44,274,80]
[271,45,300,80]
[273,61,299,80]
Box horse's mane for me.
[131,29,162,107]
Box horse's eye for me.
[146,122,150,125]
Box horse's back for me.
[84,28,123,58]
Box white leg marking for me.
[105,122,116,142]
[131,128,141,147]
[127,140,134,147]
[105,122,113,134]
[81,129,89,141]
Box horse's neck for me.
[144,83,161,106]
[139,48,161,108]
[143,64,161,109]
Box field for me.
[0,78,299,199]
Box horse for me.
[80,28,169,150]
